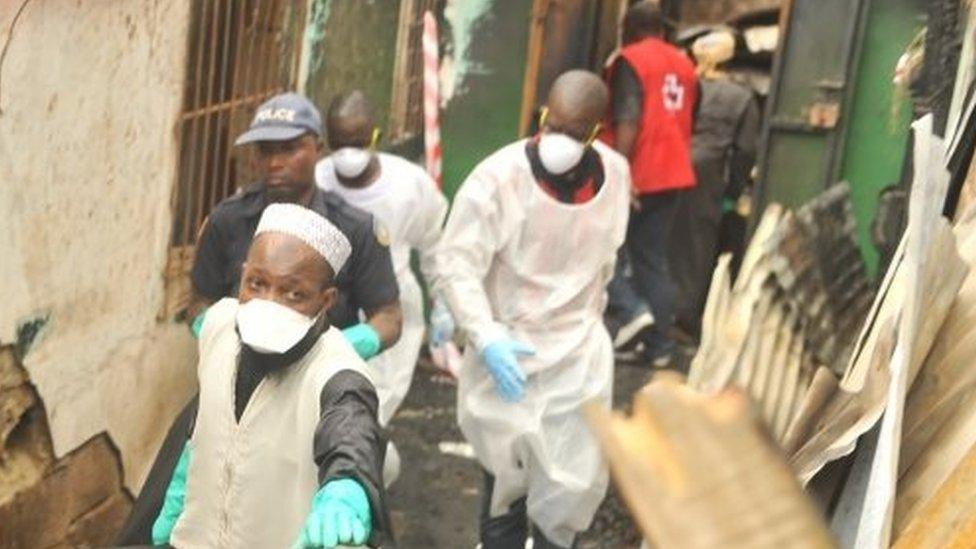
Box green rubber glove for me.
[342,323,382,360]
[189,310,207,339]
[293,478,372,548]
[152,442,191,545]
[721,196,737,214]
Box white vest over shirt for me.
[171,298,370,549]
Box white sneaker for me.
[613,311,654,350]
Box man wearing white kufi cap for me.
[153,204,394,549]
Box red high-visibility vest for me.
[602,37,698,194]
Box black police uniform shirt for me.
[191,184,399,328]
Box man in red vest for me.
[603,1,699,366]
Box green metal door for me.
[756,0,868,209]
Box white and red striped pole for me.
[422,10,462,378]
[422,10,442,189]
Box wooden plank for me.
[893,440,976,548]
[764,311,797,423]
[895,391,976,534]
[772,331,805,441]
[782,367,839,455]
[518,0,551,137]
[584,378,835,549]
[901,211,976,471]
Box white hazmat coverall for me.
[433,139,631,546]
[317,152,448,425]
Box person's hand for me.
[152,443,191,545]
[293,478,372,548]
[189,310,207,339]
[428,298,455,347]
[343,323,382,360]
[480,339,535,402]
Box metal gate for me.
[755,0,869,210]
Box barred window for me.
[163,0,306,317]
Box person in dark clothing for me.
[603,1,700,367]
[151,203,391,548]
[188,92,402,356]
[116,92,401,546]
[670,30,761,340]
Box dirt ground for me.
[387,350,693,548]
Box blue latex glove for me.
[152,442,191,545]
[293,478,372,548]
[428,299,455,347]
[480,339,535,402]
[343,323,382,360]
[189,310,207,339]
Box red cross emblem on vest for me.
[662,74,685,112]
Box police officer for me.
[189,91,402,355]
[116,92,402,545]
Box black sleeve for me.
[114,395,199,545]
[190,214,231,301]
[314,370,393,548]
[345,221,399,314]
[611,59,644,123]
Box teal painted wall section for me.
[840,0,923,275]
[440,0,533,198]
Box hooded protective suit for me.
[433,139,630,546]
[317,152,448,425]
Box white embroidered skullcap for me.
[255,203,352,273]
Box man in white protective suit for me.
[316,90,452,484]
[434,70,631,549]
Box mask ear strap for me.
[538,106,549,130]
[585,123,602,146]
[369,127,381,150]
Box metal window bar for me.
[163,0,306,317]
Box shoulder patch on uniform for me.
[373,217,390,247]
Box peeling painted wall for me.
[440,0,533,196]
[296,0,534,196]
[0,0,197,494]
[302,0,401,134]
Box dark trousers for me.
[669,183,723,340]
[480,471,576,549]
[607,191,680,354]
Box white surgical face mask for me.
[538,133,586,175]
[332,147,372,179]
[236,298,318,354]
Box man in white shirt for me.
[316,90,451,429]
